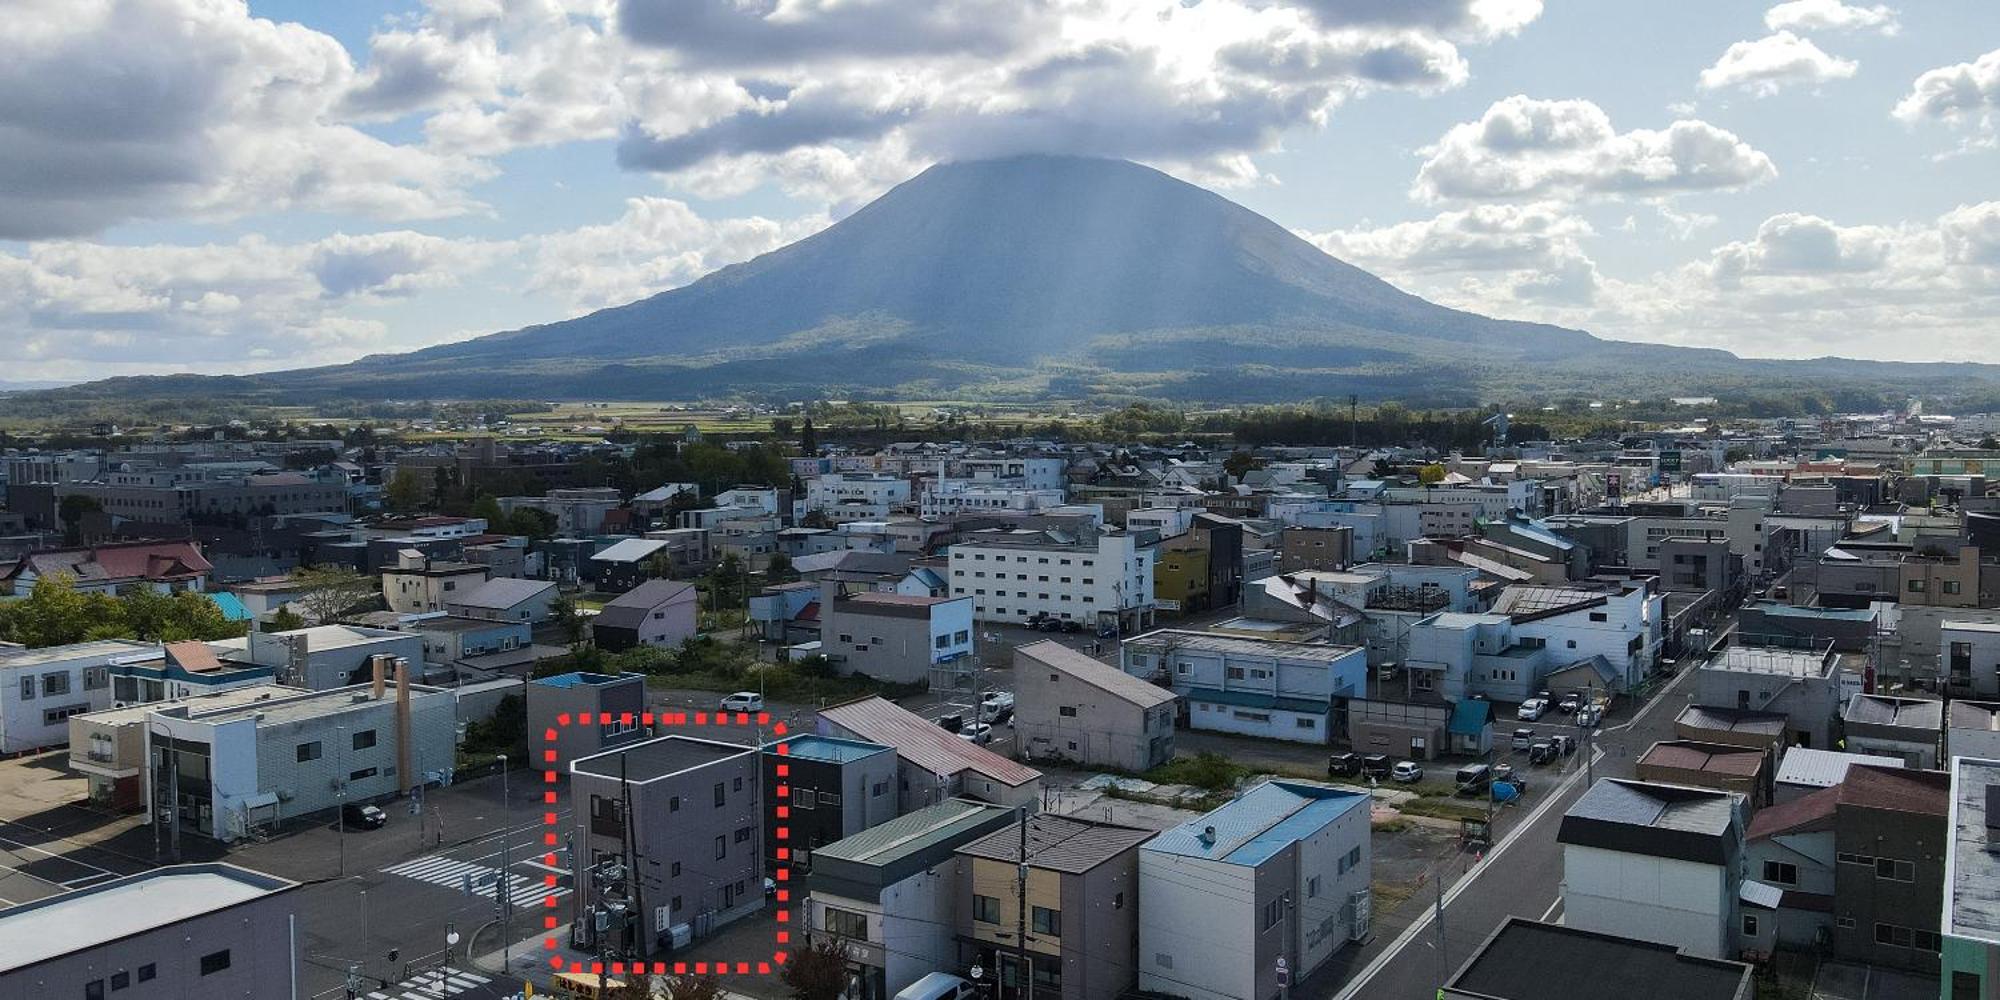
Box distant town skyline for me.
[3,0,1997,382]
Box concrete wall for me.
[0,879,295,1000]
[1139,853,1251,1000]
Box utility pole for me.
[1015,805,1030,1000]
[621,749,647,961]
[1432,867,1447,989]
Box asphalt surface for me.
[1317,658,1706,1000]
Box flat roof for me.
[774,734,893,765]
[1706,646,1832,678]
[572,735,754,781]
[210,624,406,654]
[1447,917,1752,1000]
[162,682,447,728]
[0,864,292,972]
[1947,757,2000,943]
[78,684,301,727]
[0,639,156,667]
[1776,747,1904,789]
[1124,628,1363,663]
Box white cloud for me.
[1894,47,2000,125]
[1698,32,1857,97]
[0,231,506,376]
[1413,96,1777,202]
[1300,202,1602,307]
[1763,0,1899,35]
[1702,212,1895,284]
[527,197,829,310]
[0,0,488,240]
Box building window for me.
[352,729,377,750]
[86,981,104,1000]
[794,789,816,810]
[137,966,155,983]
[734,776,745,792]
[1875,858,1916,882]
[1953,972,1981,1000]
[715,835,727,860]
[1059,706,1077,717]
[40,672,69,697]
[349,767,377,781]
[110,971,129,990]
[1297,718,1317,729]
[297,741,323,762]
[1032,906,1061,936]
[1909,580,1927,593]
[1837,917,1857,929]
[1837,852,1876,867]
[825,907,868,940]
[1261,899,1284,931]
[1742,914,1759,937]
[735,825,753,843]
[973,894,1001,924]
[1032,964,1063,991]
[199,950,232,975]
[715,782,726,806]
[1763,861,1798,885]
[671,862,681,877]
[669,795,680,812]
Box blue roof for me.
[774,734,893,764]
[1449,698,1492,735]
[206,592,253,622]
[533,671,628,689]
[1146,781,1367,866]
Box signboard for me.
[1156,599,1182,612]
[1605,473,1623,499]
[1659,449,1683,472]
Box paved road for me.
[1318,659,1704,1000]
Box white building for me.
[1139,781,1373,1000]
[0,639,152,753]
[947,527,1155,632]
[1402,579,1664,702]
[1558,778,1748,961]
[1944,621,2000,697]
[805,473,912,523]
[918,480,1066,518]
[1121,630,1365,744]
[953,457,1067,492]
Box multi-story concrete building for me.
[0,863,296,1000]
[818,583,974,685]
[763,734,899,870]
[1559,779,1747,961]
[806,473,912,523]
[956,814,1153,1000]
[570,735,764,955]
[1696,644,1846,750]
[499,488,622,536]
[947,527,1155,633]
[208,624,425,691]
[1403,579,1664,703]
[1122,629,1365,745]
[59,467,346,525]
[143,661,455,842]
[1841,694,1943,768]
[1942,756,2000,996]
[1277,525,1354,574]
[1945,621,2000,698]
[806,798,1018,1000]
[952,457,1067,492]
[529,671,647,770]
[0,639,149,754]
[1014,640,1175,771]
[1140,781,1373,1000]
[381,549,488,614]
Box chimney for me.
[1198,825,1216,848]
[394,657,414,796]
[371,654,388,700]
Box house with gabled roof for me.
[0,539,213,596]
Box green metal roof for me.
[813,797,1015,867]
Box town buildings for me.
[1013,640,1175,771]
[1558,779,1748,960]
[1122,629,1364,744]
[947,526,1156,633]
[591,578,699,653]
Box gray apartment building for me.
[571,735,764,956]
[528,671,648,769]
[1697,645,1847,749]
[763,734,899,871]
[0,864,296,1000]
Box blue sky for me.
[3,0,1997,383]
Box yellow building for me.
[955,814,1153,1000]
[1153,544,1210,616]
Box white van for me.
[895,972,977,1000]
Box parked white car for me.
[720,692,765,712]
[1516,698,1547,721]
[958,723,994,745]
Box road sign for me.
[1659,449,1683,472]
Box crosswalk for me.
[359,966,491,999]
[382,852,569,909]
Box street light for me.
[497,754,508,808]
[440,925,460,992]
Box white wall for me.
[1139,853,1255,1000]
[1562,843,1732,959]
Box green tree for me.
[1417,463,1448,485]
[266,605,307,632]
[1222,450,1262,481]
[57,494,102,546]
[470,494,504,527]
[504,507,558,540]
[0,575,128,648]
[706,553,748,612]
[551,594,588,647]
[780,938,849,1000]
[765,552,796,584]
[799,416,818,455]
[385,468,428,512]
[291,566,377,624]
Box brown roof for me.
[164,640,223,674]
[1639,740,1765,777]
[2,540,212,586]
[1748,763,1948,840]
[819,696,1041,788]
[957,813,1154,873]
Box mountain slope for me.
[13,155,2000,411]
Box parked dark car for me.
[1551,734,1577,756]
[342,803,387,829]
[1361,754,1393,780]
[1060,619,1083,633]
[937,713,964,734]
[1328,752,1364,778]
[1528,741,1558,765]
[1035,619,1063,632]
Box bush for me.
[1145,752,1249,792]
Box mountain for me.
[14,155,2000,410]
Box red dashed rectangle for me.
[541,711,791,976]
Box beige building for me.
[381,549,488,614]
[1278,525,1354,574]
[1013,641,1175,772]
[955,814,1154,1000]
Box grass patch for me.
[1395,797,1488,823]
[535,639,924,704]
[1144,752,1251,792]
[1370,880,1417,910]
